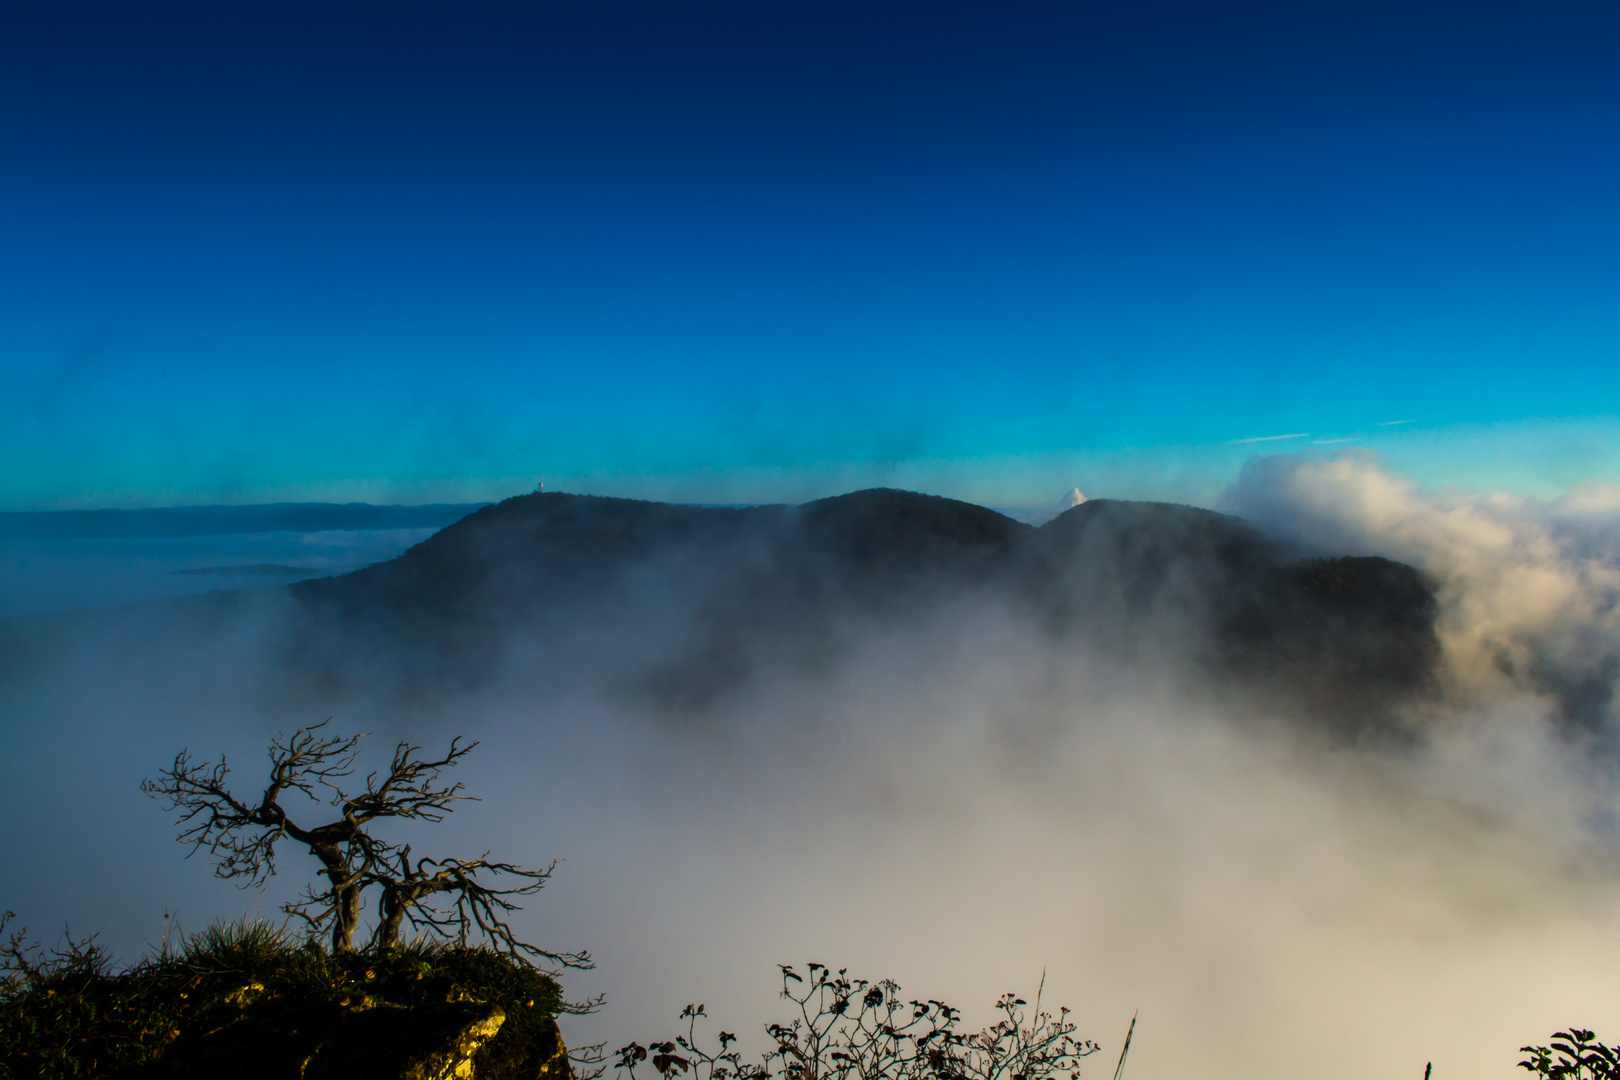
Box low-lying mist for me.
[2,452,1618,1080]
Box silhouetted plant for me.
[1521,1030,1620,1079]
[616,963,1100,1080]
[141,719,591,980]
[2,912,127,1079]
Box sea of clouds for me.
[2,451,1618,1080]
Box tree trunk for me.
[312,843,364,953]
[332,879,363,953]
[375,886,406,949]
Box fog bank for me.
[3,454,1619,1080]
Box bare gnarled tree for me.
[142,720,591,975]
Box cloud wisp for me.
[1228,433,1311,444]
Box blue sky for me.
[3,0,1618,509]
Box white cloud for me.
[1222,452,1620,722]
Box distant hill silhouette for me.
[297,489,1027,617]
[289,488,1439,738]
[0,502,487,541]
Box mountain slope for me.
[288,488,1438,735]
[999,499,1438,733]
[293,488,1030,620]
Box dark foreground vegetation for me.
[616,963,1101,1080]
[1520,1031,1620,1080]
[0,917,569,1080]
[4,922,1613,1080]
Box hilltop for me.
[288,489,1439,737]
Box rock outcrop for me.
[132,993,567,1080]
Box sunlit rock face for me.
[143,997,570,1080]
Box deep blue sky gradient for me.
[4,0,1619,507]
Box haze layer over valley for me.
[3,453,1618,1080]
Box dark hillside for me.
[625,489,1033,709]
[1003,499,1283,631]
[1002,500,1439,736]
[1215,555,1439,738]
[285,489,1439,734]
[788,488,1034,584]
[292,494,782,619]
[286,489,1032,704]
[292,489,1028,622]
